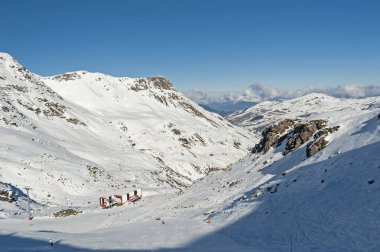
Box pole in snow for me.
[24,186,32,220]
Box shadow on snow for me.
[2,127,380,252]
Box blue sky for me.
[0,0,379,92]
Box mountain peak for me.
[0,52,24,70]
[131,76,175,91]
[0,52,15,62]
[294,92,335,100]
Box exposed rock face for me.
[313,126,340,139]
[252,119,297,153]
[52,72,82,82]
[131,77,174,91]
[129,77,184,109]
[378,114,380,120]
[306,126,340,157]
[283,120,327,155]
[253,117,340,158]
[147,77,173,90]
[307,137,329,157]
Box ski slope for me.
[1,52,380,251]
[1,105,379,251]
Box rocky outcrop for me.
[253,118,340,157]
[252,119,298,153]
[306,126,340,157]
[131,77,174,91]
[147,77,173,90]
[313,126,340,139]
[306,137,329,157]
[378,113,380,120]
[283,120,327,155]
[52,72,82,82]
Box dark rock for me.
[193,133,206,146]
[178,138,191,148]
[368,180,375,185]
[131,77,174,91]
[313,126,340,140]
[171,128,181,135]
[152,94,168,105]
[66,118,86,126]
[283,120,327,155]
[229,180,241,187]
[306,136,329,157]
[52,72,81,81]
[233,141,241,149]
[306,125,340,157]
[147,77,173,90]
[5,84,28,92]
[252,119,297,153]
[53,208,81,217]
[2,118,18,127]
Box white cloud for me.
[183,89,211,104]
[184,83,380,104]
[220,92,241,103]
[325,84,380,98]
[241,83,284,102]
[240,83,380,102]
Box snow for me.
[1,52,380,251]
[227,92,380,134]
[0,52,254,203]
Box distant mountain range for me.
[199,101,257,116]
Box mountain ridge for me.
[1,52,380,251]
[0,52,255,204]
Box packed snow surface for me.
[1,52,380,251]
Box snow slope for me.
[1,99,379,251]
[1,52,379,251]
[0,52,255,205]
[207,106,380,251]
[227,93,380,134]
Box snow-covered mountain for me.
[0,52,255,204]
[227,93,380,134]
[196,93,380,251]
[1,53,379,251]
